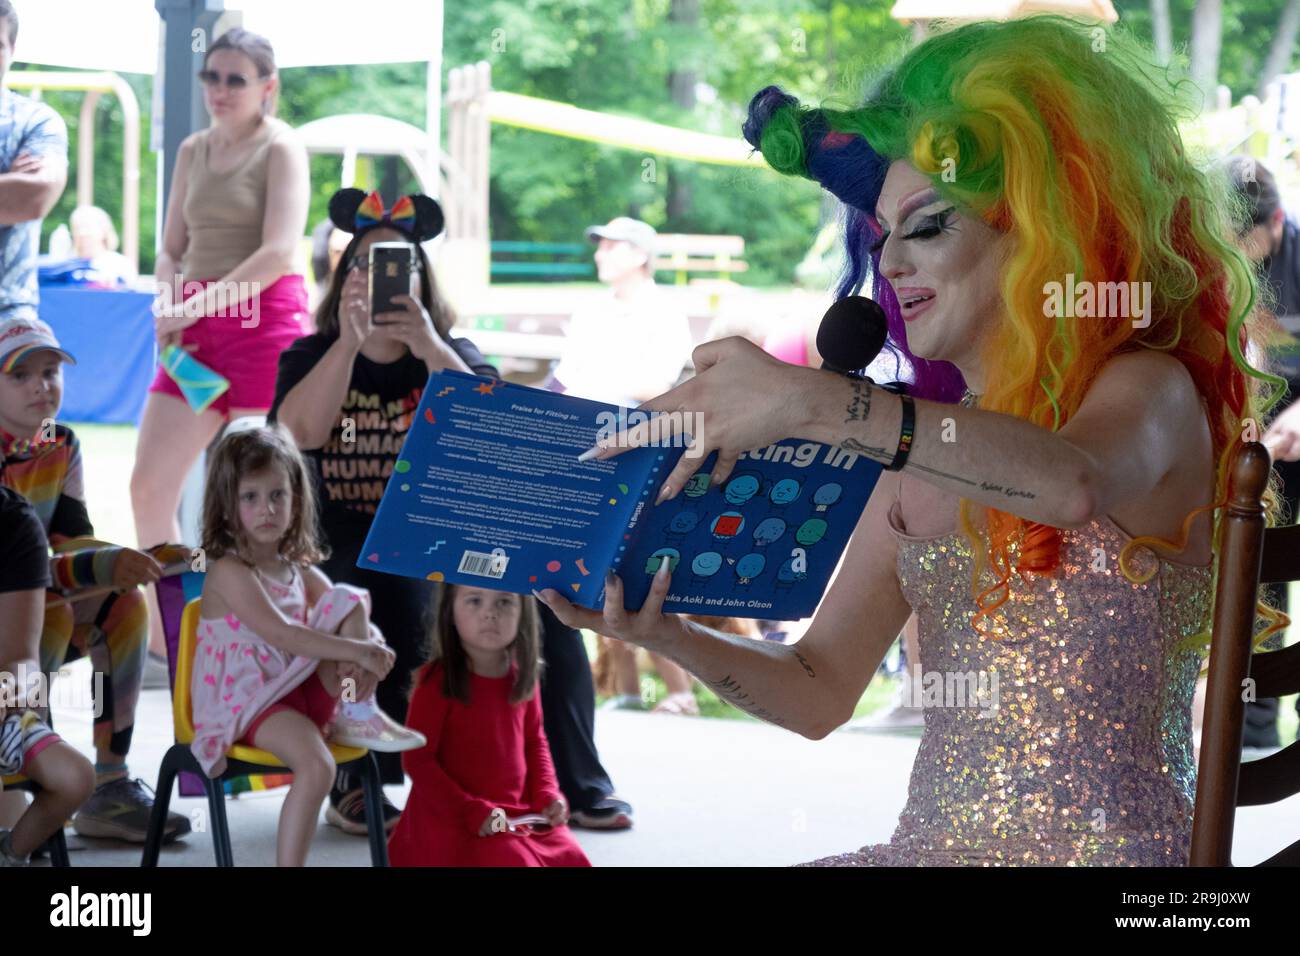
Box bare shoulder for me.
[1086,349,1202,412]
[200,556,247,616]
[267,122,306,156]
[203,555,255,592]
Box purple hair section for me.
[745,86,967,403]
[837,212,968,406]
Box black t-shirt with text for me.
[268,334,497,541]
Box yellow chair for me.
[0,772,72,867]
[141,598,389,866]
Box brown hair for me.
[313,229,456,340]
[420,584,542,706]
[206,27,279,117]
[200,424,326,567]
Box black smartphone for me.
[369,242,413,323]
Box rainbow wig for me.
[743,14,1289,650]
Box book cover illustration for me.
[359,369,881,619]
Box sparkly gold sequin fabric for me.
[801,500,1212,867]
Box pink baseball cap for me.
[0,317,77,372]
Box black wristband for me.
[884,393,915,472]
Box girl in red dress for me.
[388,585,591,867]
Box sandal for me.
[652,691,700,716]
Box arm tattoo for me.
[839,437,893,464]
[704,673,789,727]
[793,648,816,678]
[882,459,1038,500]
[844,380,872,422]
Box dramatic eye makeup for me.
[869,203,959,255]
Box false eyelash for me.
[868,206,959,256]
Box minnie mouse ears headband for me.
[328,188,445,243]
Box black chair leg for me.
[142,746,182,867]
[45,827,70,867]
[203,776,234,867]
[356,755,389,867]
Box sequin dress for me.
[803,498,1213,866]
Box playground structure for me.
[438,60,771,376]
[6,70,142,269]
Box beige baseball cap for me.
[0,317,77,372]
[584,217,657,256]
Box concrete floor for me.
[28,662,1300,867]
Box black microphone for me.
[817,295,889,379]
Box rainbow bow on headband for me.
[354,191,416,234]
[327,187,445,243]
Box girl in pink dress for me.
[388,585,590,867]
[192,424,423,866]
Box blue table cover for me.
[38,285,156,425]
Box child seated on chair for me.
[193,424,424,866]
[387,584,590,867]
[0,316,193,845]
[0,485,96,866]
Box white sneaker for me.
[845,695,926,734]
[328,707,426,753]
[0,829,29,867]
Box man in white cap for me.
[549,217,694,407]
[0,317,191,845]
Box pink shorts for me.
[149,273,309,416]
[241,673,338,746]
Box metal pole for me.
[154,0,224,214]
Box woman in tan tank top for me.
[130,28,309,655]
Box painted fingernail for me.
[655,483,671,505]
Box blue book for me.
[358,369,882,619]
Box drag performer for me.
[538,15,1288,865]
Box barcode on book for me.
[458,550,508,578]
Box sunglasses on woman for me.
[197,69,263,89]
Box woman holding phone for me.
[269,188,493,834]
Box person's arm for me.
[537,469,911,739]
[625,339,1200,531]
[162,132,309,325]
[204,559,391,674]
[401,677,499,835]
[154,137,194,302]
[45,430,161,590]
[0,107,68,226]
[0,158,66,225]
[448,337,501,379]
[522,687,564,810]
[0,586,44,722]
[271,335,356,451]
